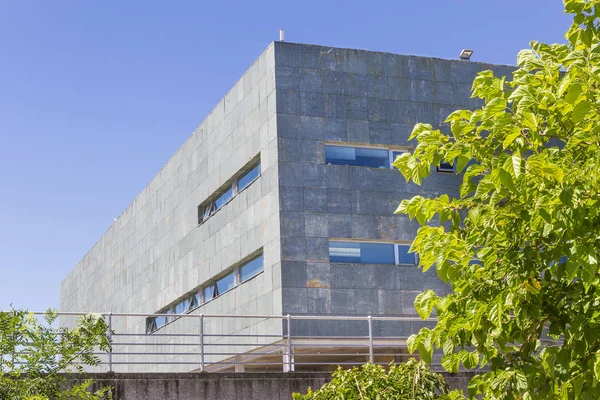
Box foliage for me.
[292,359,449,400]
[393,0,600,398]
[0,309,112,400]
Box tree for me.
[393,0,600,398]
[292,360,449,400]
[0,309,112,399]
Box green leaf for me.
[572,100,591,123]
[565,83,582,104]
[442,354,460,373]
[414,290,439,320]
[594,352,600,381]
[503,127,521,148]
[499,168,515,191]
[407,334,418,354]
[512,152,522,177]
[483,98,507,120]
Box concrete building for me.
[60,42,513,372]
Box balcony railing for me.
[8,311,440,373]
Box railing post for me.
[368,315,374,364]
[107,312,113,372]
[200,314,205,372]
[286,314,294,372]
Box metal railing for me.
[16,311,439,373]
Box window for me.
[326,145,389,168]
[216,272,235,294]
[201,255,262,304]
[199,159,261,224]
[390,151,406,168]
[147,250,264,334]
[396,244,417,265]
[214,187,233,210]
[146,308,172,334]
[437,161,455,173]
[329,241,396,264]
[238,164,260,192]
[204,285,216,301]
[325,145,409,169]
[329,240,417,266]
[240,254,264,281]
[174,293,200,315]
[204,271,235,302]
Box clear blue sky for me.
[0,1,570,312]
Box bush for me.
[292,359,449,400]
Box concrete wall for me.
[274,42,514,336]
[60,44,283,371]
[77,372,474,399]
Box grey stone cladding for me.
[273,42,514,337]
[59,41,514,370]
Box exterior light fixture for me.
[460,49,473,61]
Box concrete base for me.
[74,371,475,399]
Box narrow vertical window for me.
[396,244,417,266]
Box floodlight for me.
[460,49,473,61]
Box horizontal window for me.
[326,145,390,168]
[146,251,264,334]
[325,143,461,175]
[199,159,261,224]
[329,241,396,264]
[329,240,417,266]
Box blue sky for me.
[0,1,570,311]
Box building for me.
[60,42,513,372]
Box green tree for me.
[292,360,449,400]
[0,309,112,399]
[393,0,600,398]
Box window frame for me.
[436,161,456,173]
[323,143,411,169]
[146,250,265,334]
[389,150,409,169]
[328,239,418,266]
[198,159,261,225]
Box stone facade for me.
[60,41,514,371]
[273,42,513,337]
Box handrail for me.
[3,311,441,373]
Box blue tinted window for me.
[216,273,235,295]
[238,164,260,192]
[204,285,215,301]
[325,146,389,168]
[391,151,405,166]
[397,245,416,265]
[189,293,199,309]
[241,255,264,281]
[155,310,171,328]
[174,299,189,314]
[437,161,455,173]
[214,186,233,210]
[329,241,395,264]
